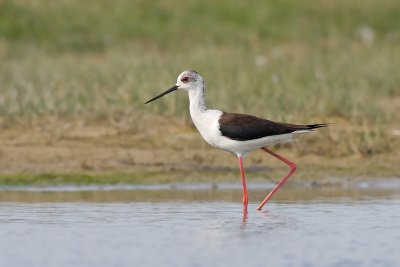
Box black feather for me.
[219,113,327,141]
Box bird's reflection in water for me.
[241,204,248,227]
[241,203,275,228]
[238,203,299,234]
[240,203,277,229]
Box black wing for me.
[218,112,326,141]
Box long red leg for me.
[238,156,248,206]
[256,147,297,211]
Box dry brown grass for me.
[0,115,398,184]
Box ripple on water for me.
[0,190,400,267]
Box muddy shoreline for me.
[0,119,399,185]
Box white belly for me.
[212,132,301,156]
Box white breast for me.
[190,108,223,147]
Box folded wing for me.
[219,112,326,141]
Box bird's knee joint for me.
[290,163,297,172]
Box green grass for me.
[1,41,398,123]
[1,0,399,50]
[0,159,398,186]
[0,0,399,158]
[0,172,176,186]
[0,171,234,186]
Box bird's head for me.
[176,70,204,91]
[145,70,203,104]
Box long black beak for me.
[145,85,179,104]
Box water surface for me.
[1,183,399,267]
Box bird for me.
[145,70,326,210]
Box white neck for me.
[188,85,207,115]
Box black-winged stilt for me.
[145,70,326,210]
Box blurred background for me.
[0,0,399,181]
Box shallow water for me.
[1,183,400,267]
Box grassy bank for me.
[1,0,399,120]
[0,0,399,182]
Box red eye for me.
[181,76,189,83]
